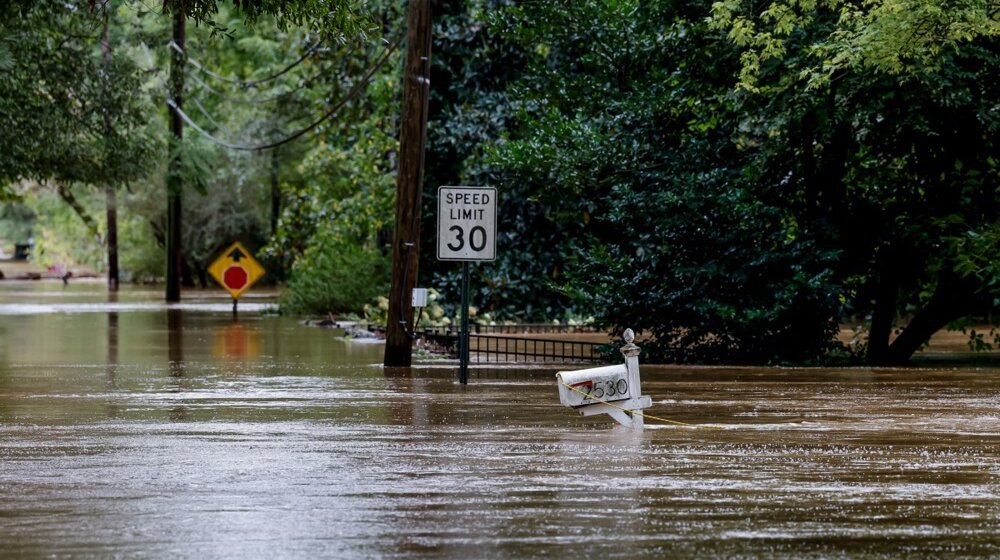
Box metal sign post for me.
[460,262,470,383]
[438,186,497,384]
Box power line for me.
[184,43,360,107]
[167,39,398,152]
[168,39,321,89]
[190,96,230,133]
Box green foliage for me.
[113,2,380,288]
[0,0,158,192]
[118,204,166,282]
[710,0,1000,90]
[4,0,993,367]
[0,203,35,245]
[715,0,1000,361]
[434,0,846,362]
[419,0,997,364]
[570,175,843,364]
[262,2,403,313]
[280,232,390,315]
[159,0,377,41]
[27,186,105,270]
[421,0,566,321]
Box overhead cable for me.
[167,39,398,152]
[185,43,360,106]
[190,96,230,133]
[168,40,321,89]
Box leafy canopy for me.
[0,0,158,196]
[710,0,1000,89]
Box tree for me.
[710,0,1000,90]
[0,0,159,288]
[712,0,1000,363]
[465,0,843,363]
[0,0,157,196]
[419,1,549,320]
[253,1,404,314]
[156,0,375,301]
[427,0,996,364]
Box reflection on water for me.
[2,283,1000,557]
[106,296,118,389]
[168,308,184,377]
[213,322,262,359]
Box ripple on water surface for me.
[2,285,1000,557]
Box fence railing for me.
[408,324,599,335]
[470,323,599,334]
[449,333,605,363]
[369,325,608,364]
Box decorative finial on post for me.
[620,328,640,358]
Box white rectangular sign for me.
[437,186,497,261]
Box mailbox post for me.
[556,329,652,429]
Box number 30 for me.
[447,225,488,252]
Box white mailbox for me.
[556,329,652,429]
[557,364,633,408]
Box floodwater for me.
[2,283,1000,558]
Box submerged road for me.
[1,283,1000,558]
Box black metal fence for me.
[468,323,600,334]
[447,333,604,363]
[370,325,608,364]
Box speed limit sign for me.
[437,186,497,261]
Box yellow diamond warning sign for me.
[208,242,266,299]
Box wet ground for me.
[2,282,1000,558]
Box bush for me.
[280,234,390,315]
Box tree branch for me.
[55,183,102,242]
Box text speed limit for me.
[437,186,497,261]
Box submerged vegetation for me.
[0,0,997,365]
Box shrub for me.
[281,234,390,315]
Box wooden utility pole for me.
[384,0,432,367]
[166,6,185,302]
[101,9,119,291]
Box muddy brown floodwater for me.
[2,282,1000,558]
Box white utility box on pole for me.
[411,288,428,308]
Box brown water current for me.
[2,282,1000,558]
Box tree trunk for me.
[883,270,977,364]
[106,186,119,290]
[384,0,432,367]
[867,250,899,365]
[166,6,185,302]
